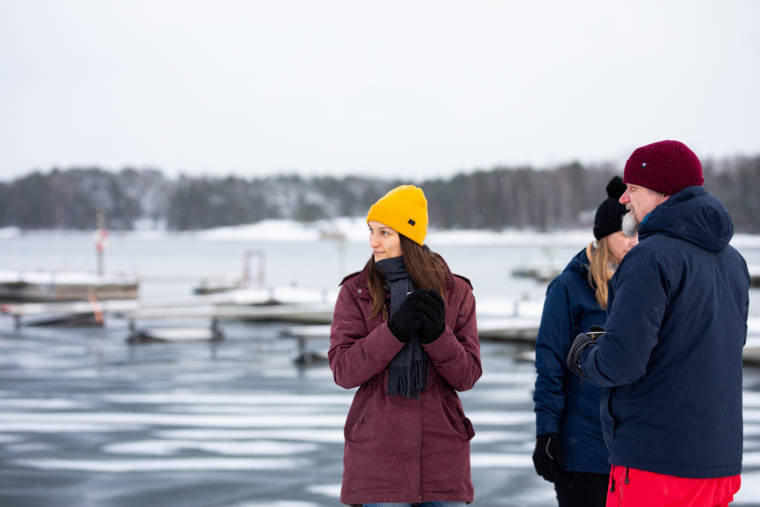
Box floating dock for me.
[748,265,760,288]
[125,303,334,344]
[512,266,562,282]
[517,263,760,287]
[279,315,543,364]
[281,316,760,367]
[128,327,224,343]
[1,286,338,329]
[5,287,760,368]
[0,270,138,302]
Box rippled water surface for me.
[1,233,760,506]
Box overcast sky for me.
[2,0,759,181]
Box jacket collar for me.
[341,256,457,290]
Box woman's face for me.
[368,220,402,262]
[607,230,639,264]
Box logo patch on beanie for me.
[641,162,647,168]
[408,219,416,226]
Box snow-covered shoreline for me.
[5,217,760,248]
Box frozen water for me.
[1,232,760,506]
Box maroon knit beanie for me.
[623,140,704,195]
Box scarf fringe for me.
[387,358,429,399]
[377,257,430,400]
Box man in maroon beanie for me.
[566,140,750,506]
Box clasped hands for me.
[387,290,446,344]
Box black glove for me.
[416,290,446,344]
[566,331,598,378]
[532,433,562,483]
[387,291,424,343]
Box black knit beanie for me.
[593,176,628,240]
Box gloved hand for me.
[387,291,424,343]
[532,433,562,483]
[588,324,605,339]
[417,290,446,344]
[566,331,598,377]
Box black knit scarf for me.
[376,256,429,399]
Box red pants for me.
[605,465,741,507]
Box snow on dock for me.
[126,301,335,344]
[0,269,138,302]
[1,286,338,329]
[748,265,760,287]
[5,287,760,367]
[282,315,760,367]
[128,327,224,343]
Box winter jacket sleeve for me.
[422,280,481,392]
[328,283,405,389]
[579,247,668,387]
[533,275,573,436]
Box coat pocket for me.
[345,416,366,442]
[344,384,372,442]
[462,416,475,440]
[440,390,475,441]
[601,389,616,441]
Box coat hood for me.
[563,248,591,279]
[639,186,734,252]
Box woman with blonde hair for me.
[532,176,638,507]
[329,184,481,506]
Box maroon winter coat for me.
[328,261,481,505]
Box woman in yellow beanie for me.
[328,184,482,506]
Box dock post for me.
[210,318,223,340]
[128,319,136,341]
[95,210,107,277]
[298,335,307,358]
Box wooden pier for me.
[749,265,760,288]
[280,325,331,363]
[281,316,760,367]
[510,260,565,283]
[0,270,138,302]
[279,315,543,364]
[1,286,338,329]
[5,290,760,368]
[125,303,334,343]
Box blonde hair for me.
[586,238,617,309]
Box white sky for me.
[1,0,759,180]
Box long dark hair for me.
[366,235,447,318]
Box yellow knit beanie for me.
[366,185,428,245]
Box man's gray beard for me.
[622,210,639,237]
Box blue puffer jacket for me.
[579,186,750,478]
[534,248,609,473]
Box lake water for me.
[1,231,760,506]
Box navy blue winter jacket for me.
[578,186,750,478]
[534,248,609,473]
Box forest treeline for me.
[1,156,758,232]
